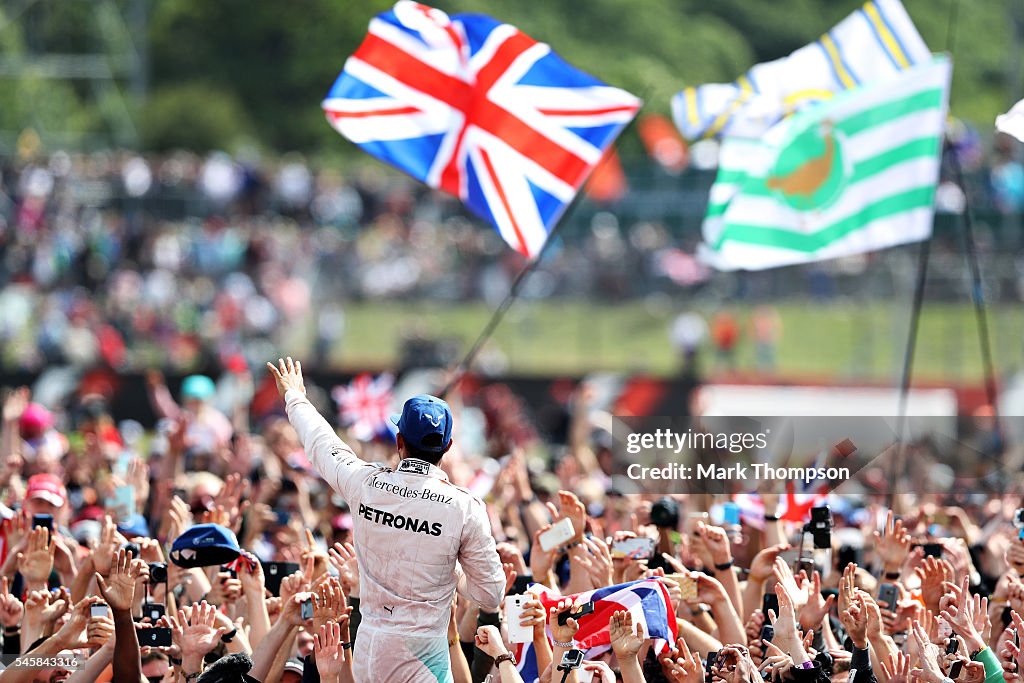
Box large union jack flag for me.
[322,1,641,258]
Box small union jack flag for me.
[322,1,641,258]
[332,373,395,442]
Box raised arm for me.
[267,358,374,503]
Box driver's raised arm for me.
[268,358,375,503]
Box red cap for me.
[26,473,67,508]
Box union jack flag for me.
[332,373,395,442]
[535,578,677,653]
[322,1,641,258]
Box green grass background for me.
[322,301,1024,383]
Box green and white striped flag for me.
[700,55,950,271]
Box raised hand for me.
[520,597,547,640]
[839,594,868,649]
[53,597,103,649]
[549,599,581,646]
[712,646,761,683]
[2,387,29,422]
[24,587,68,631]
[86,612,115,647]
[873,510,911,574]
[92,516,122,577]
[798,570,835,632]
[773,558,809,613]
[280,570,310,606]
[266,357,306,399]
[916,556,954,613]
[661,634,704,683]
[529,524,558,583]
[315,621,350,680]
[749,543,791,583]
[760,640,796,682]
[696,521,733,567]
[95,548,140,612]
[770,578,806,662]
[838,562,858,615]
[178,602,229,672]
[940,576,987,654]
[880,652,911,683]
[554,490,587,544]
[328,542,360,597]
[0,578,23,627]
[237,550,266,597]
[475,625,509,659]
[908,622,944,683]
[609,610,645,660]
[313,577,349,633]
[17,526,54,585]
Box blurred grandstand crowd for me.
[0,132,1022,374]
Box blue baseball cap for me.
[390,394,453,453]
[169,523,241,568]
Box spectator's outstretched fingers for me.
[748,543,791,584]
[315,621,348,676]
[609,610,645,660]
[0,576,23,628]
[773,557,809,611]
[881,652,911,683]
[328,542,360,597]
[501,562,517,595]
[96,548,140,612]
[874,511,912,575]
[838,562,858,614]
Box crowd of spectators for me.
[0,362,1022,682]
[0,141,1022,375]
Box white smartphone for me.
[577,668,595,683]
[504,595,533,644]
[539,518,575,552]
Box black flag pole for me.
[889,0,964,507]
[949,152,1000,415]
[438,212,570,399]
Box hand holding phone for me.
[539,518,575,553]
[505,595,533,644]
[90,603,109,619]
[300,597,314,621]
[31,514,54,533]
[878,583,899,609]
[611,536,656,560]
[140,627,172,647]
[557,601,595,626]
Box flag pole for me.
[438,214,570,399]
[889,0,963,508]
[889,235,931,507]
[948,153,999,416]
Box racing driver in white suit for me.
[267,357,505,683]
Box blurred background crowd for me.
[1,138,1024,380]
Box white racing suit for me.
[284,389,506,683]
